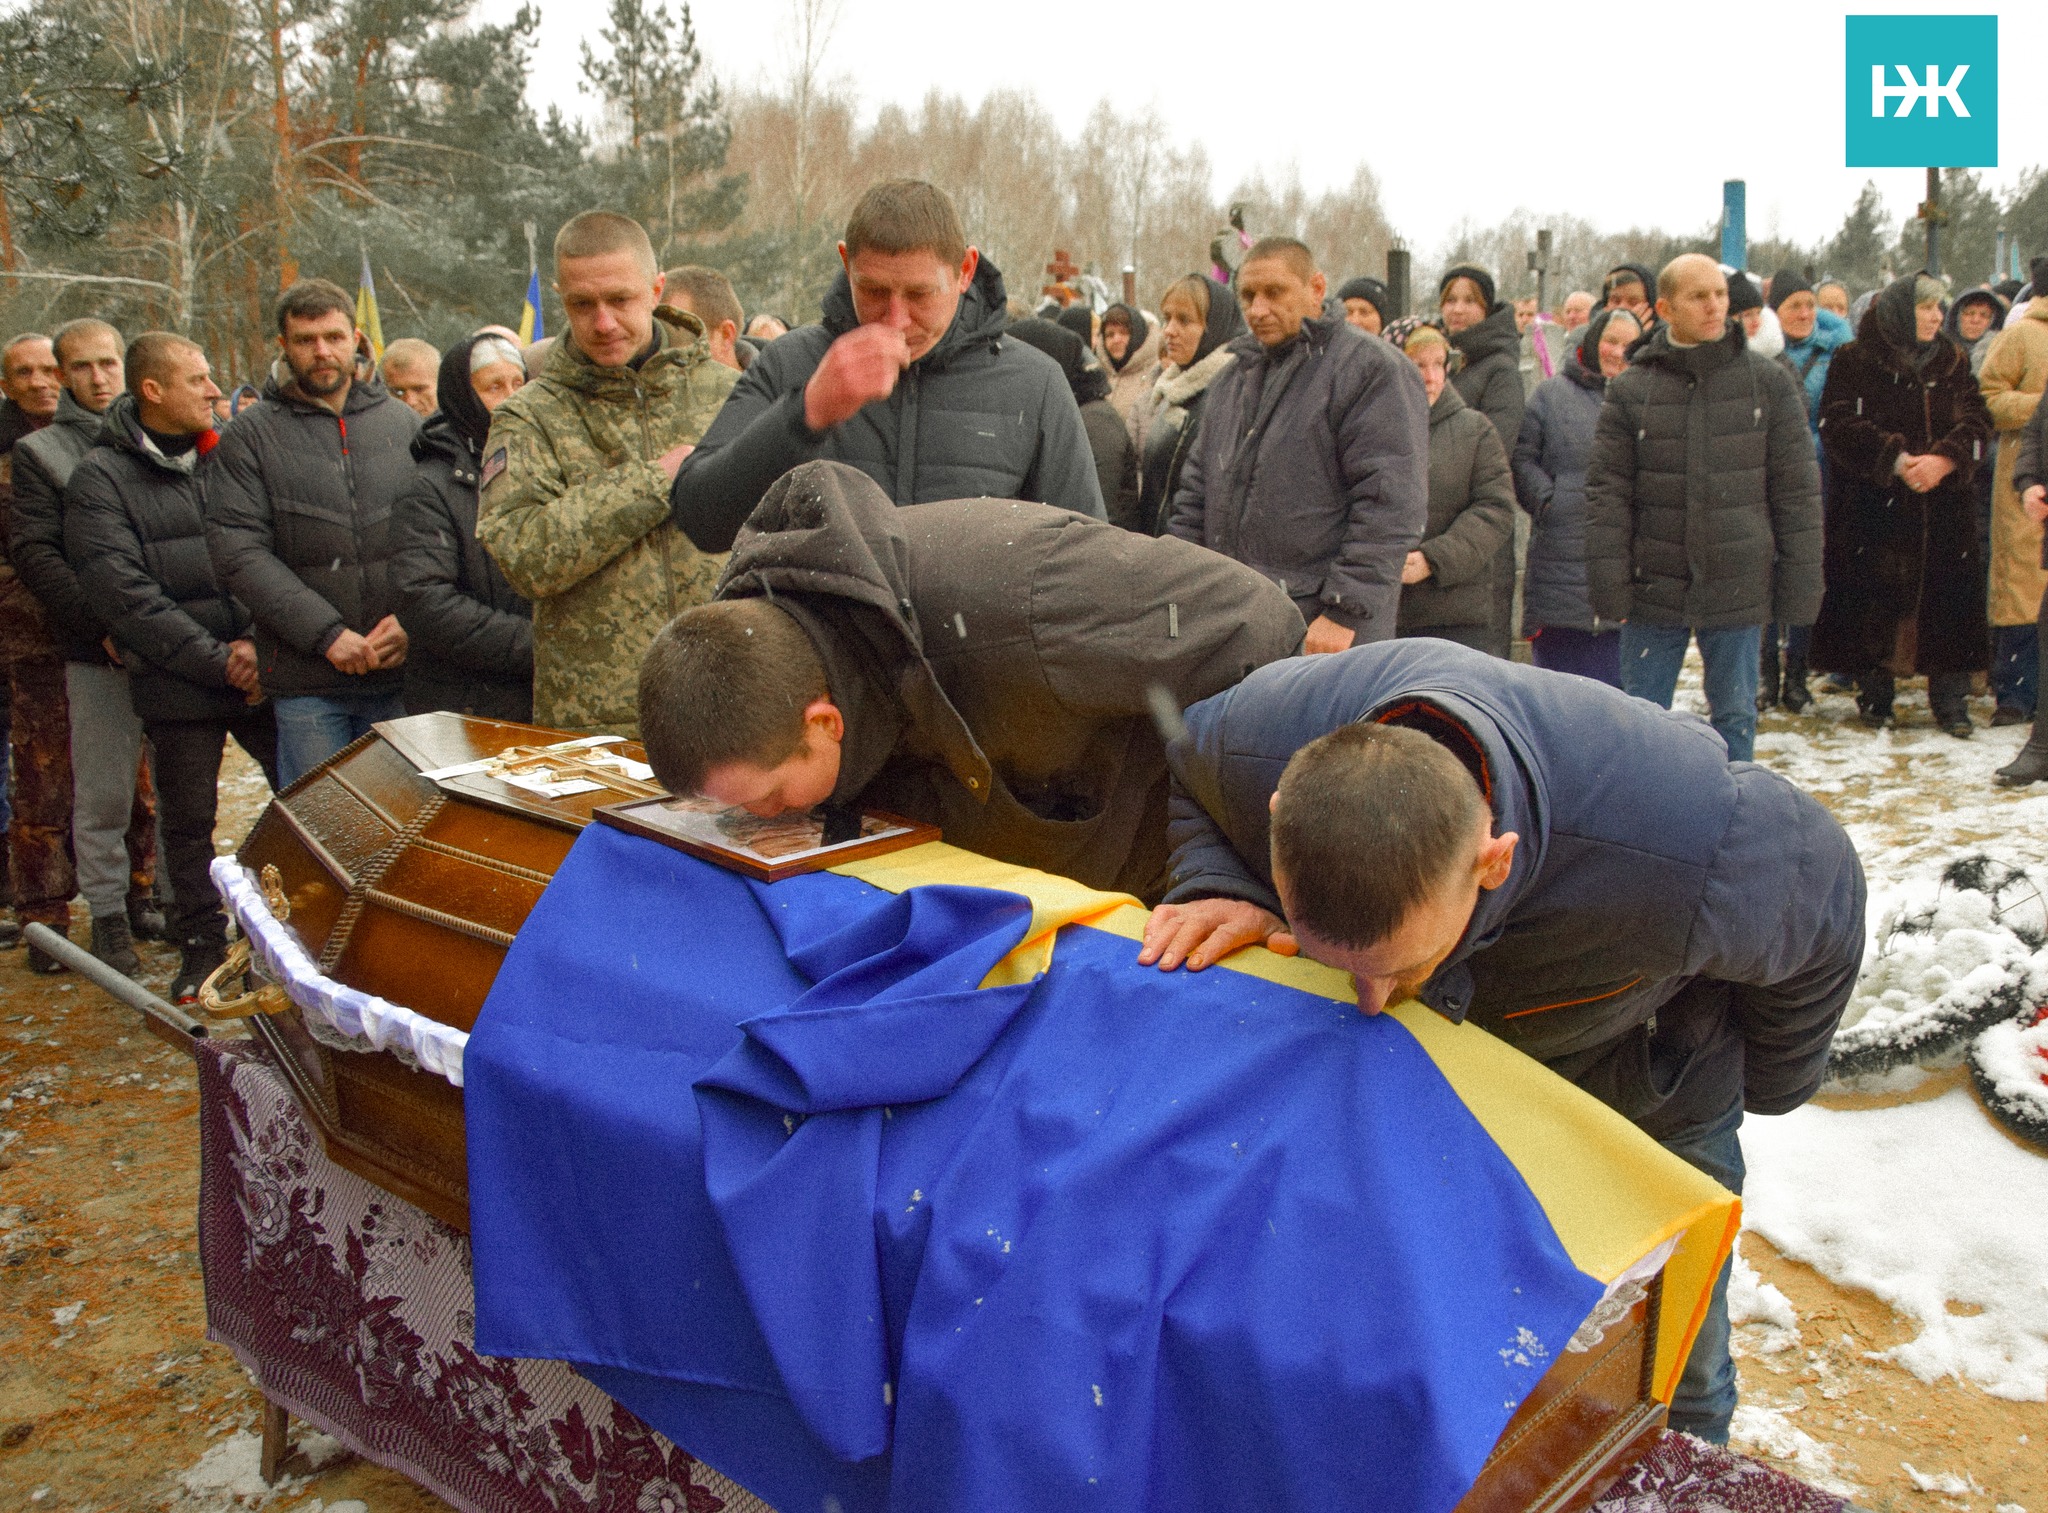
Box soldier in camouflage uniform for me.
[477,212,738,736]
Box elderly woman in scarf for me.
[1809,273,1995,735]
[389,331,537,721]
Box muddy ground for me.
[2,700,2046,1512]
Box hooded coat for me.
[713,460,1304,900]
[1166,316,1429,639]
[201,367,419,698]
[669,258,1105,553]
[391,338,535,722]
[1779,307,1854,429]
[1134,279,1243,536]
[1514,314,1623,632]
[1396,384,1516,634]
[477,307,737,735]
[1161,639,1865,1137]
[1446,301,1526,454]
[10,390,121,664]
[1809,279,1994,676]
[62,395,254,722]
[1979,295,2048,627]
[1006,318,1133,532]
[1583,323,1823,630]
[1944,289,2007,376]
[1097,305,1161,430]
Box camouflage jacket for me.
[477,307,738,734]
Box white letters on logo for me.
[1870,63,1971,118]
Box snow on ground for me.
[1718,676,2048,1406]
[1741,1089,2048,1400]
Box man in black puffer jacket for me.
[392,334,533,722]
[668,181,1103,550]
[1585,254,1822,762]
[203,279,418,786]
[65,334,279,1002]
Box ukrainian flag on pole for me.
[518,220,545,343]
[355,250,385,362]
[518,268,546,344]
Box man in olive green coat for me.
[478,212,738,734]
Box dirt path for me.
[2,705,2046,1510]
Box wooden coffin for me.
[229,711,1664,1511]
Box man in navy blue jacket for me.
[1138,639,1864,1444]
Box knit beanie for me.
[2032,259,2048,299]
[1334,276,1390,321]
[1437,264,1496,310]
[1726,270,1764,316]
[1767,268,1813,312]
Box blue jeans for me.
[1620,624,1763,761]
[1657,1101,1744,1444]
[275,689,408,788]
[1992,624,2038,716]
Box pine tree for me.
[1823,182,1892,291]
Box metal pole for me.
[1924,167,1942,278]
[24,923,210,1046]
[1122,266,1136,307]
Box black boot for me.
[89,912,140,977]
[25,918,69,974]
[1856,669,1895,728]
[1757,635,1781,712]
[1780,649,1813,713]
[172,936,228,1005]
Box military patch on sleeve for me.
[480,446,508,491]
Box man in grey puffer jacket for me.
[1585,255,1821,761]
[1167,237,1429,653]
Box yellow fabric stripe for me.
[830,840,1738,1400]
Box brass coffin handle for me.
[197,938,291,1019]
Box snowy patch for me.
[1970,1013,2048,1148]
[1728,1402,1858,1494]
[1901,1460,1983,1495]
[1728,1243,1800,1356]
[1741,1090,2048,1400]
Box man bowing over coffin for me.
[1138,638,1866,1445]
[636,458,1304,899]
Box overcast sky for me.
[487,0,2040,263]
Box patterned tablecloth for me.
[194,1038,1851,1513]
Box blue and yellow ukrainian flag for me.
[518,267,545,344]
[467,833,1739,1513]
[354,251,385,362]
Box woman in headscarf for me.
[1945,286,2007,376]
[1096,303,1160,430]
[1439,263,1526,657]
[1133,275,1245,536]
[389,332,536,721]
[1511,306,1641,686]
[1809,273,1995,735]
[1388,320,1515,655]
[1007,316,1133,530]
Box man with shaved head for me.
[1584,253,1822,761]
[475,210,738,734]
[1167,235,1429,652]
[65,332,278,1000]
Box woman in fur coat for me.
[1810,273,1995,735]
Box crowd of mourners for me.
[0,177,1967,1452]
[0,177,2043,1018]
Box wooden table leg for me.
[258,1396,291,1483]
